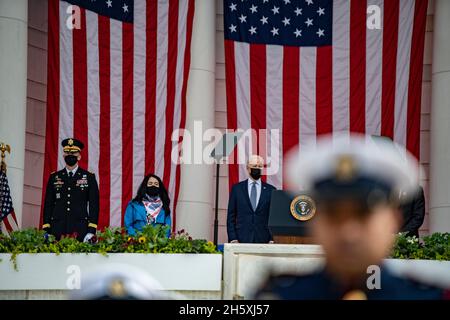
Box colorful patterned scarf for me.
[142,195,163,225]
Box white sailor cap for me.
[285,133,422,207]
[68,263,183,300]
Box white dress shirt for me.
[247,178,262,208]
[66,165,79,176]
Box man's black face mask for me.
[250,168,262,180]
[64,154,78,167]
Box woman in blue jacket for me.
[124,174,171,237]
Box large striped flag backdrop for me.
[224,0,427,189]
[42,0,195,229]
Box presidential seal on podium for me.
[290,195,316,221]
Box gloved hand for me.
[83,233,95,243]
[43,227,50,239]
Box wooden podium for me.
[268,190,317,244]
[273,235,316,244]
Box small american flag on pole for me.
[0,171,19,235]
[224,0,427,189]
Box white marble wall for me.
[222,243,450,300]
[0,290,221,300]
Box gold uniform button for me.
[68,194,71,198]
[68,187,71,191]
[67,208,70,211]
[67,201,71,205]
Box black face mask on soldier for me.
[146,186,159,197]
[64,154,78,167]
[250,168,262,180]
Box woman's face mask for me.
[146,186,159,196]
[146,177,160,196]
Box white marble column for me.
[176,0,216,239]
[429,0,450,232]
[0,0,28,227]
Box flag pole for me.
[0,142,11,173]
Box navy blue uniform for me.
[227,180,276,243]
[255,266,449,300]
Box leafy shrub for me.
[390,232,450,261]
[0,225,220,270]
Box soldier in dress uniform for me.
[254,134,450,300]
[42,138,99,242]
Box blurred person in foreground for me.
[69,264,182,300]
[255,134,449,300]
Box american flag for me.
[42,0,195,229]
[224,0,427,189]
[0,171,19,235]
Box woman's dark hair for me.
[133,174,171,216]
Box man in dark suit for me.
[42,138,99,242]
[227,155,276,243]
[400,186,425,238]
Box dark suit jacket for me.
[400,186,425,238]
[227,180,276,243]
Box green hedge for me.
[390,232,450,261]
[0,226,220,270]
[1,228,448,271]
